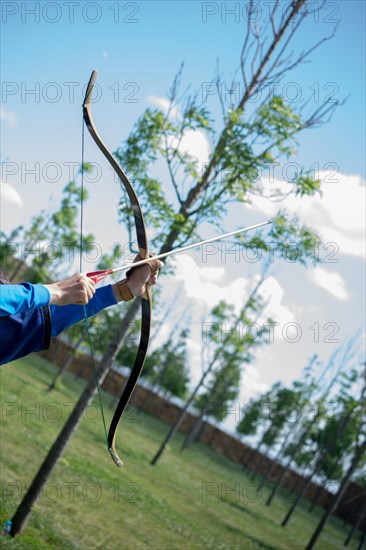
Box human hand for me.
[45,274,96,306]
[112,254,164,302]
[126,255,164,297]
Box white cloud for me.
[173,129,210,167]
[147,95,179,119]
[147,95,211,167]
[173,256,294,332]
[248,171,366,259]
[257,276,296,327]
[102,51,108,58]
[0,107,17,128]
[174,254,247,312]
[241,364,269,397]
[308,266,350,301]
[0,181,23,207]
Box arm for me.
[0,275,95,318]
[0,283,50,317]
[50,285,117,336]
[51,261,163,337]
[0,261,162,365]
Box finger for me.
[148,264,163,283]
[80,273,95,286]
[77,273,90,284]
[76,281,94,302]
[86,287,94,300]
[148,273,158,285]
[80,274,95,293]
[86,279,96,294]
[145,259,161,275]
[148,253,163,265]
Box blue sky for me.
[1,1,365,418]
[2,0,365,172]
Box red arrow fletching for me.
[86,270,113,284]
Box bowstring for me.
[80,118,109,449]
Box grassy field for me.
[0,355,361,549]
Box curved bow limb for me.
[83,69,152,467]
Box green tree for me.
[181,356,241,452]
[265,339,358,507]
[145,328,190,399]
[281,362,365,526]
[5,176,94,284]
[152,275,272,464]
[305,375,366,550]
[250,384,308,482]
[256,356,320,488]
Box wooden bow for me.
[83,70,152,466]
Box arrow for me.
[86,219,273,284]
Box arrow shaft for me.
[110,220,272,275]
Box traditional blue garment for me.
[0,283,50,317]
[0,283,117,365]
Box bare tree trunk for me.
[281,406,357,527]
[180,413,204,451]
[10,299,140,536]
[269,426,308,504]
[250,425,281,482]
[48,336,84,391]
[356,532,365,550]
[305,440,366,550]
[307,482,323,513]
[344,508,365,547]
[266,362,343,507]
[249,440,265,480]
[150,356,217,465]
[308,464,339,513]
[258,429,292,491]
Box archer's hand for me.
[126,255,164,297]
[127,256,164,296]
[45,274,96,306]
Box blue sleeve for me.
[0,284,118,366]
[0,283,50,317]
[50,285,117,337]
[0,306,51,366]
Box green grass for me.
[0,355,361,549]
